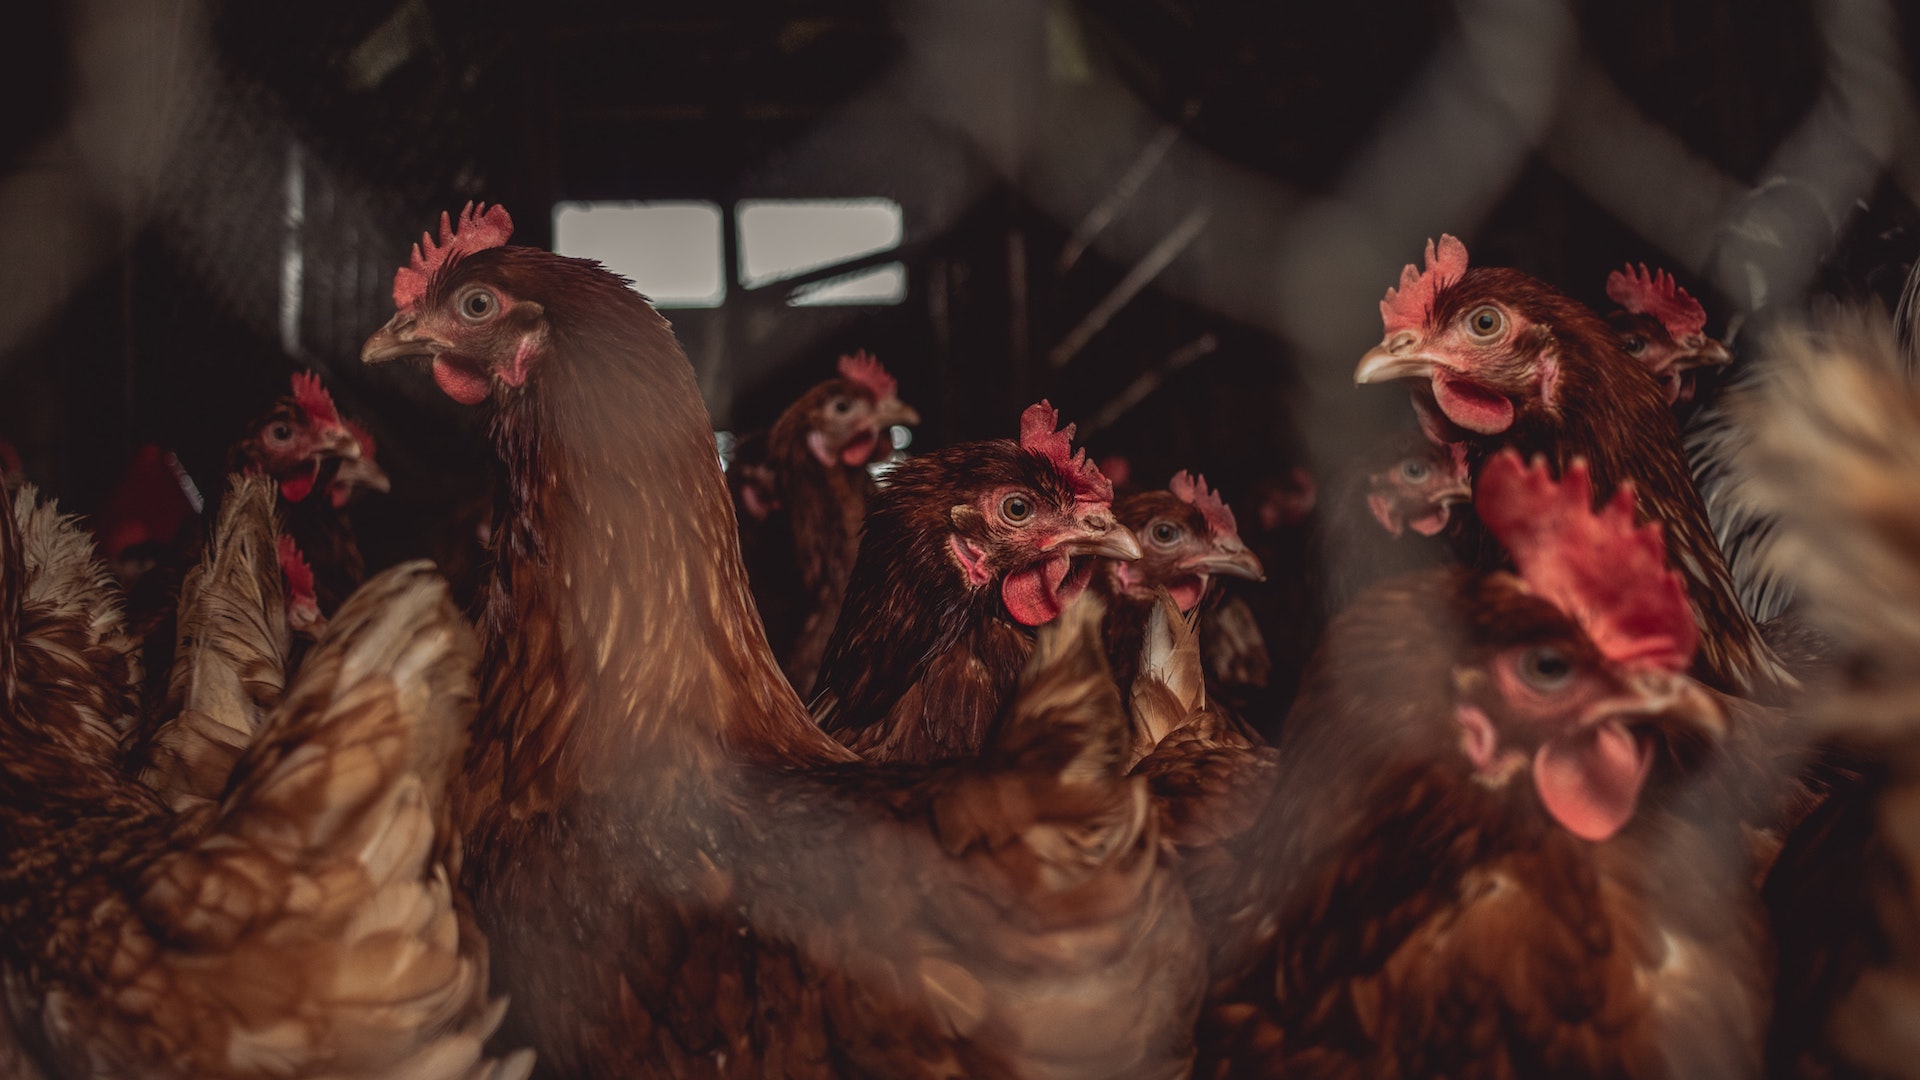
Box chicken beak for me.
[335,455,392,495]
[876,396,922,429]
[361,311,443,365]
[1354,332,1439,386]
[1434,479,1473,507]
[1052,514,1143,561]
[1595,668,1727,744]
[316,425,363,461]
[1187,539,1266,581]
[1675,335,1733,372]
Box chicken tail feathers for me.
[134,474,291,808]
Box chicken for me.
[1095,471,1266,707]
[1604,263,1733,408]
[1354,234,1792,700]
[0,483,528,1080]
[1196,450,1765,1078]
[230,371,390,619]
[1317,432,1474,612]
[810,400,1142,764]
[123,475,291,810]
[741,350,920,696]
[359,203,1201,1078]
[1732,306,1920,1078]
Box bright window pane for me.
[737,198,903,289]
[552,201,725,308]
[788,262,908,307]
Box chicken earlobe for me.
[131,474,291,810]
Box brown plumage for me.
[1356,234,1791,701]
[740,353,919,697]
[1316,432,1476,613]
[1603,263,1733,409]
[125,475,290,810]
[810,403,1141,764]
[1735,307,1920,1077]
[0,483,526,1079]
[360,204,1202,1078]
[1196,453,1766,1079]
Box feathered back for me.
[987,592,1129,788]
[136,474,291,809]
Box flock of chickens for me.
[4,200,1920,1079]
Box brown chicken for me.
[1095,472,1266,704]
[741,351,920,696]
[0,483,527,1079]
[230,371,390,619]
[1196,450,1765,1078]
[810,400,1142,764]
[1354,234,1791,700]
[1318,432,1474,612]
[1604,263,1733,408]
[360,203,1201,1078]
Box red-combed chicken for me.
[739,350,920,696]
[1196,450,1764,1078]
[809,400,1142,764]
[360,203,1201,1078]
[230,371,390,619]
[1317,432,1475,613]
[1354,234,1791,700]
[1604,263,1733,408]
[1094,471,1265,705]
[0,483,528,1080]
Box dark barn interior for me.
[9,1,1920,1077]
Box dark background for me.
[3,0,1917,568]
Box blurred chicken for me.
[1317,432,1474,612]
[360,204,1202,1077]
[1355,234,1792,700]
[737,351,919,696]
[0,483,527,1080]
[1736,306,1920,1078]
[1197,451,1764,1078]
[1604,263,1733,408]
[123,475,291,810]
[811,400,1141,764]
[1094,471,1266,712]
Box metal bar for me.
[1047,205,1211,370]
[1055,112,1190,275]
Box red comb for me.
[837,350,898,400]
[1170,471,1238,538]
[289,371,342,429]
[391,202,515,312]
[1604,263,1707,340]
[1019,401,1112,505]
[1476,451,1695,671]
[277,534,318,615]
[1381,235,1470,336]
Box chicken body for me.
[361,207,1201,1079]
[1603,263,1733,409]
[1198,458,1766,1078]
[810,407,1140,764]
[742,353,918,697]
[0,486,525,1080]
[1355,235,1790,700]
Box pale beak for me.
[1674,335,1733,372]
[334,455,392,495]
[1186,539,1265,581]
[1434,480,1473,507]
[876,396,922,428]
[1597,669,1727,743]
[1355,332,1441,386]
[1048,513,1143,561]
[361,311,445,365]
[315,425,363,461]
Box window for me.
[551,201,726,308]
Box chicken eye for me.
[1000,494,1034,523]
[1516,646,1576,692]
[1622,334,1646,356]
[1465,305,1504,341]
[459,288,498,322]
[831,398,852,415]
[1398,459,1430,483]
[266,423,293,445]
[1150,521,1182,545]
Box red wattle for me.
[433,355,492,405]
[1002,554,1073,626]
[1533,720,1653,843]
[1432,371,1514,435]
[1407,506,1451,537]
